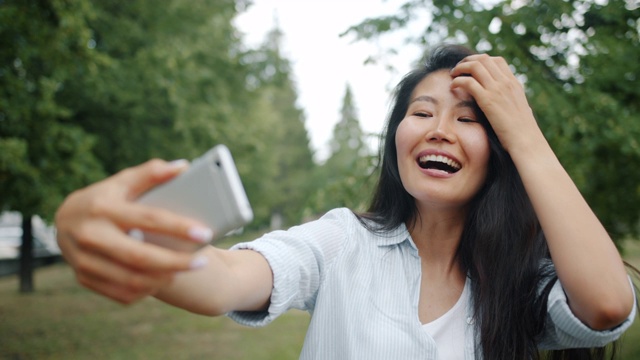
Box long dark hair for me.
[359,44,614,359]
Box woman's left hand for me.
[449,54,542,153]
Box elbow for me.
[182,303,229,317]
[190,298,234,317]
[584,294,635,331]
[201,309,228,317]
[196,299,268,318]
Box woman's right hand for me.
[55,159,213,305]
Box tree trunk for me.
[19,213,34,293]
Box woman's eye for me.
[458,117,477,123]
[415,112,432,118]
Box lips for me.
[417,153,461,174]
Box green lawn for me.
[2,238,640,359]
[0,262,309,359]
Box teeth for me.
[418,154,461,170]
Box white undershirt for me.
[422,280,469,360]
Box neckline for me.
[422,278,469,327]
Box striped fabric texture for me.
[229,208,634,359]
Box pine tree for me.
[243,22,315,228]
[327,84,368,168]
[306,84,374,215]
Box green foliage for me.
[61,0,251,172]
[3,0,392,232]
[1,0,321,230]
[241,25,316,228]
[0,0,105,219]
[345,0,640,242]
[306,85,376,216]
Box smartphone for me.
[135,144,253,252]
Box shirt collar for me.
[372,221,416,251]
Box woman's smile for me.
[416,149,462,177]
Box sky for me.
[234,0,423,162]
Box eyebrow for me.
[410,95,476,110]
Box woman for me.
[55,45,635,359]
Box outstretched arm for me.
[450,54,634,330]
[55,159,272,315]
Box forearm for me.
[510,130,633,329]
[154,247,273,316]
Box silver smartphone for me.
[135,144,253,252]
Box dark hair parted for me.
[358,44,613,359]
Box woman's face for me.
[395,70,490,212]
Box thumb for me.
[118,159,190,200]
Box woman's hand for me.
[55,159,213,305]
[449,54,543,153]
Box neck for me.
[408,205,466,273]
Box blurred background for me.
[1,0,639,358]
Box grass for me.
[2,236,640,359]
[0,233,309,360]
[0,262,309,359]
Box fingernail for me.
[168,159,189,170]
[190,255,208,269]
[188,226,213,243]
[128,228,144,241]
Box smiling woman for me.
[54,44,635,360]
[359,44,635,358]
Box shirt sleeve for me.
[226,208,349,327]
[538,277,636,350]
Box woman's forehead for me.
[411,71,475,107]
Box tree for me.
[0,0,105,292]
[328,85,369,170]
[306,84,375,215]
[61,0,307,231]
[1,0,256,291]
[241,23,316,228]
[345,0,640,243]
[60,0,254,172]
[1,0,319,284]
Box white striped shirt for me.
[228,208,635,359]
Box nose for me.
[426,116,456,143]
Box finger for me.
[450,75,487,103]
[114,159,190,200]
[452,54,508,84]
[450,61,495,90]
[56,229,81,265]
[455,53,499,68]
[77,271,162,304]
[74,247,175,290]
[87,197,213,244]
[490,55,516,79]
[478,55,515,82]
[73,220,207,273]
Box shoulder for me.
[317,207,362,226]
[318,208,409,245]
[230,208,361,263]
